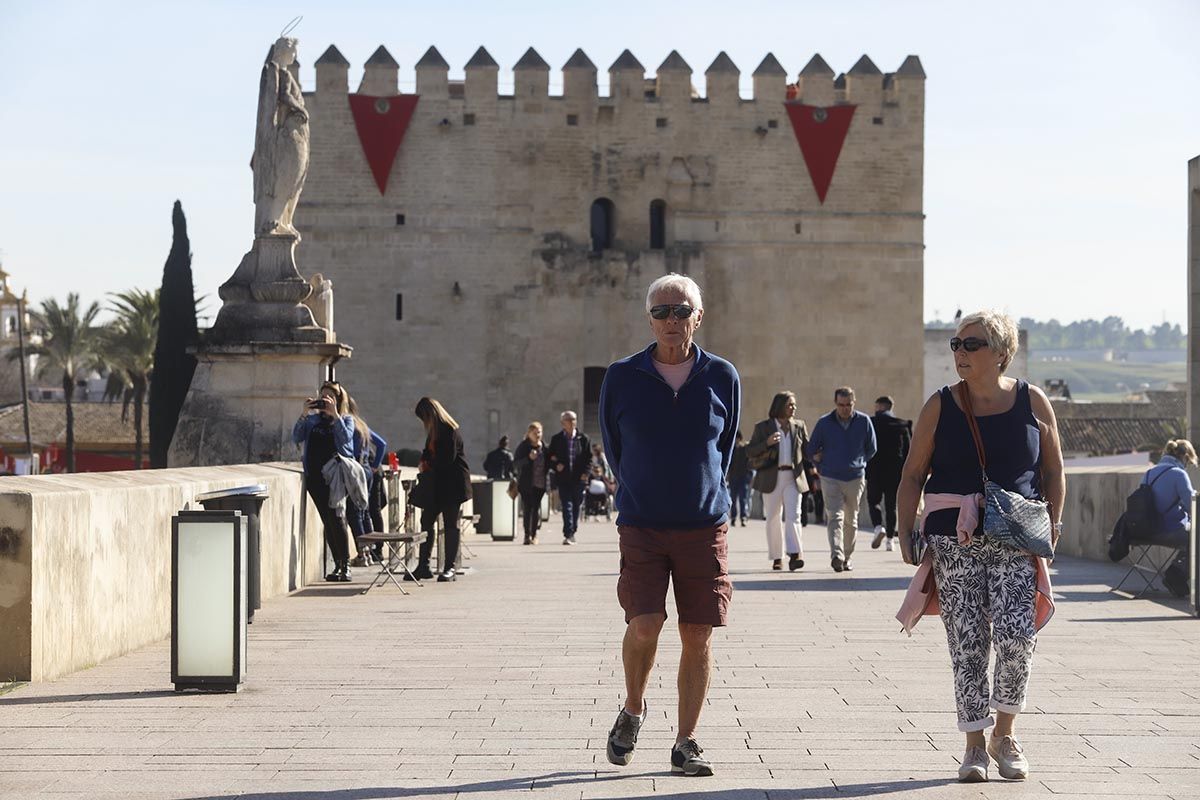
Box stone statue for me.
[253,37,309,237]
[209,35,325,344]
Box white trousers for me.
[763,474,802,561]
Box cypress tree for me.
[149,201,198,468]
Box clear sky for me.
[1,0,1196,329]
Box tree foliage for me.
[928,316,1185,351]
[149,201,199,468]
[101,288,159,468]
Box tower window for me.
[590,198,615,252]
[567,114,579,126]
[395,213,405,225]
[463,113,476,126]
[649,200,666,250]
[395,293,403,321]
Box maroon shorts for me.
[617,523,732,627]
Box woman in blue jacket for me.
[291,381,356,582]
[1143,439,1197,541]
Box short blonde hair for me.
[1164,439,1198,466]
[956,310,1019,373]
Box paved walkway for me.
[2,518,1199,799]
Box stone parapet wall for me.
[0,463,323,683]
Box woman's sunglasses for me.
[949,337,989,352]
[649,304,695,320]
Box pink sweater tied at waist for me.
[895,492,1055,636]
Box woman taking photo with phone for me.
[412,396,472,582]
[291,381,356,582]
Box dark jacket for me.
[482,447,514,480]
[422,421,472,507]
[867,411,912,475]
[547,429,592,487]
[513,439,547,492]
[746,417,811,494]
[727,443,751,482]
[599,342,741,529]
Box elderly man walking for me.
[808,387,877,572]
[599,273,740,777]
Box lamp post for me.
[171,510,248,692]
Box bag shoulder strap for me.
[958,381,988,475]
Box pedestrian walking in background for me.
[291,381,356,582]
[726,431,752,527]
[483,436,514,480]
[592,442,613,481]
[513,421,549,545]
[548,410,592,544]
[746,392,810,571]
[348,396,387,560]
[809,387,877,572]
[897,309,1064,783]
[867,395,912,552]
[411,396,472,583]
[600,272,740,778]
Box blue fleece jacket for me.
[599,342,740,529]
[1144,455,1195,534]
[809,410,877,481]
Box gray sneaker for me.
[958,745,989,782]
[988,734,1029,780]
[606,703,646,766]
[671,738,714,777]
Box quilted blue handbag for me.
[960,382,1055,559]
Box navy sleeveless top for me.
[923,380,1042,536]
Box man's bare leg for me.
[623,613,665,715]
[676,622,713,742]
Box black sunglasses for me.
[949,337,989,352]
[649,304,695,320]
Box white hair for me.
[956,309,1019,372]
[645,273,703,313]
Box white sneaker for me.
[871,525,885,549]
[988,735,1029,780]
[885,537,895,551]
[958,745,989,783]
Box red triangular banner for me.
[348,94,420,194]
[784,103,856,204]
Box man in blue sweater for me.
[808,387,877,572]
[599,273,740,778]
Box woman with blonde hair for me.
[291,381,356,582]
[1139,439,1197,596]
[513,421,549,545]
[897,310,1065,783]
[411,396,472,582]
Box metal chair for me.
[1114,532,1188,598]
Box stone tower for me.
[297,45,925,460]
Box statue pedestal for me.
[168,341,352,467]
[209,234,327,344]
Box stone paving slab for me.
[2,518,1199,799]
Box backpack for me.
[1123,469,1170,540]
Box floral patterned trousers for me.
[930,535,1037,732]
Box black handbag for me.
[408,471,435,510]
[960,382,1055,559]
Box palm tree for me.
[24,294,102,472]
[102,289,159,469]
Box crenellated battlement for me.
[311,45,924,108]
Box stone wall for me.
[0,463,324,683]
[296,48,925,460]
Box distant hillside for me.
[1027,358,1185,401]
[928,315,1185,351]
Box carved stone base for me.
[167,341,352,468]
[209,234,326,344]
